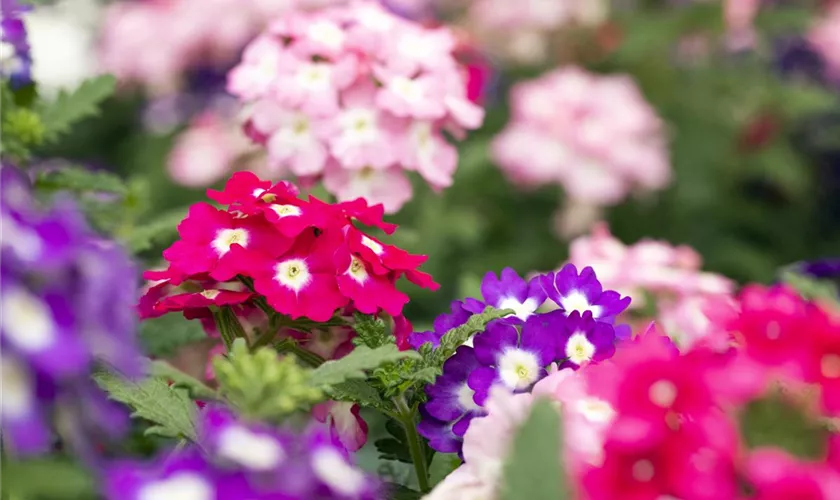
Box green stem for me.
[275,338,326,367]
[214,307,247,351]
[250,328,278,351]
[393,395,430,493]
[237,275,274,317]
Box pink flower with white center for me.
[249,231,348,322]
[492,67,670,211]
[562,223,734,349]
[312,401,369,452]
[162,202,292,281]
[810,6,840,79]
[334,245,409,316]
[228,0,484,213]
[227,36,286,101]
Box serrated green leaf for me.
[310,345,421,387]
[123,206,187,252]
[430,307,512,366]
[429,453,461,487]
[93,370,198,442]
[500,399,565,500]
[352,312,392,348]
[34,166,128,195]
[38,74,116,141]
[150,360,218,401]
[138,313,208,358]
[325,379,384,407]
[2,458,95,499]
[404,367,440,385]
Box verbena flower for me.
[227,0,484,213]
[491,67,670,209]
[106,406,380,499]
[0,163,142,458]
[0,0,32,87]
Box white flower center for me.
[361,236,384,255]
[398,33,432,59]
[200,289,221,300]
[456,383,480,412]
[822,354,840,379]
[575,398,615,424]
[0,356,33,418]
[1,288,55,352]
[274,259,311,292]
[390,76,423,102]
[559,291,602,318]
[649,380,677,408]
[632,460,655,482]
[565,332,596,365]
[311,448,366,497]
[307,21,345,50]
[217,426,285,471]
[252,188,266,198]
[270,204,302,218]
[1,215,43,261]
[498,297,538,320]
[296,63,332,91]
[346,256,368,284]
[340,108,379,144]
[211,228,249,256]
[498,348,541,390]
[138,473,214,500]
[765,321,781,340]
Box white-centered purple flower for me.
[417,346,486,455]
[468,317,555,405]
[540,263,631,322]
[478,267,546,320]
[546,309,620,369]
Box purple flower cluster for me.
[0,163,142,457]
[415,265,631,454]
[0,0,32,88]
[105,406,380,500]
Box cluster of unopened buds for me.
[227,0,484,213]
[425,280,840,499]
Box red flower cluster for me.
[577,284,840,499]
[139,172,438,323]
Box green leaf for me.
[138,313,208,358]
[38,74,117,141]
[780,269,840,305]
[429,307,512,366]
[403,367,440,385]
[500,399,566,500]
[123,207,187,252]
[352,312,392,348]
[2,458,95,499]
[386,483,423,500]
[310,345,421,387]
[34,166,128,195]
[325,379,384,407]
[93,370,198,442]
[150,360,218,401]
[429,452,461,487]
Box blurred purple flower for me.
[0,0,32,87]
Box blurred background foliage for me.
[31,0,840,326]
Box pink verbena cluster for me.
[227,0,484,213]
[810,5,840,79]
[428,288,840,499]
[139,171,437,325]
[98,0,342,93]
[492,67,671,208]
[566,223,734,349]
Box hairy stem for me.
[393,395,430,493]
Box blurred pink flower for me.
[492,67,671,208]
[565,223,734,348]
[228,1,483,213]
[810,5,840,78]
[724,0,760,51]
[167,112,252,188]
[312,401,369,452]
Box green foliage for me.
[501,399,566,500]
[34,166,129,195]
[93,370,198,442]
[150,360,218,401]
[429,453,461,487]
[375,419,434,466]
[427,307,512,367]
[1,458,95,500]
[386,484,423,500]
[213,339,323,422]
[124,207,187,252]
[37,75,117,142]
[138,313,208,358]
[1,82,45,161]
[324,379,384,407]
[310,344,421,387]
[740,388,829,460]
[352,312,391,348]
[780,269,840,305]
